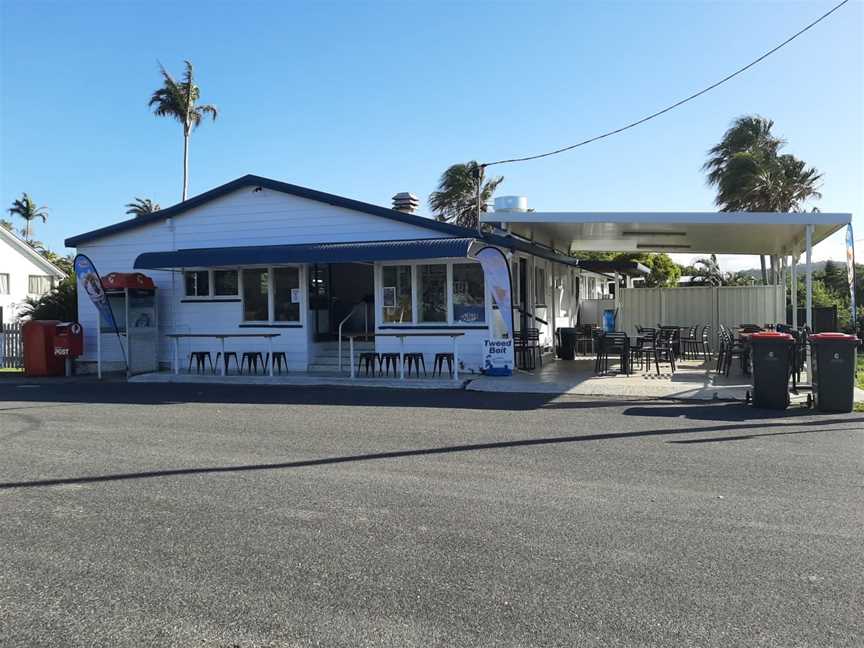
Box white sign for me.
[482,338,513,376]
[291,288,301,304]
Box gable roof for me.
[1,226,66,277]
[65,174,480,247]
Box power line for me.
[482,0,851,169]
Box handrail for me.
[515,306,549,327]
[337,303,365,372]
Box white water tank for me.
[493,195,528,212]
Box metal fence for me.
[1,322,23,369]
[617,285,786,348]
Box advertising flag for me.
[73,254,127,370]
[847,224,856,325]
[471,246,515,375]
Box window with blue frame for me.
[453,263,485,323]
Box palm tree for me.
[149,60,218,201]
[692,254,724,286]
[125,197,161,218]
[7,193,48,242]
[428,161,503,229]
[704,116,821,285]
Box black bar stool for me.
[214,351,241,374]
[188,351,214,373]
[357,352,379,376]
[379,352,401,377]
[433,352,454,377]
[269,352,288,374]
[241,351,265,374]
[404,352,426,377]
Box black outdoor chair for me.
[679,325,700,359]
[515,328,541,371]
[717,325,748,376]
[633,327,676,375]
[595,332,629,375]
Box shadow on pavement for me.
[1,414,859,491]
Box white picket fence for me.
[1,322,23,369]
[617,285,786,347]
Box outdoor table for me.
[346,332,465,381]
[165,333,281,377]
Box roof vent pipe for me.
[392,192,420,214]
[493,196,528,212]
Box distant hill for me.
[735,260,834,279]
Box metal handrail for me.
[337,303,365,372]
[514,306,549,327]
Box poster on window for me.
[383,287,396,307]
[471,246,515,376]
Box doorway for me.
[308,263,375,341]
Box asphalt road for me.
[0,380,862,648]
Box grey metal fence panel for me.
[1,322,23,369]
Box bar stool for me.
[269,351,288,374]
[357,352,379,376]
[241,351,265,374]
[379,352,401,377]
[404,352,426,377]
[188,351,214,373]
[214,351,241,375]
[433,352,454,377]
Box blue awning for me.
[134,238,477,270]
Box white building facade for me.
[0,226,66,325]
[66,175,608,375]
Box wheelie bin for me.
[748,331,795,410]
[556,327,577,360]
[809,333,858,413]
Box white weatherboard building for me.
[0,226,66,325]
[66,175,609,375]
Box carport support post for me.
[791,252,798,329]
[805,225,813,332]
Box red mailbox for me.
[22,320,64,376]
[54,322,84,359]
[22,321,84,376]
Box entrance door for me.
[308,263,374,341]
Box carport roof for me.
[482,211,851,256]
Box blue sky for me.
[1,0,861,270]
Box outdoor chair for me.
[596,332,629,375]
[188,351,215,374]
[634,327,676,375]
[574,325,595,356]
[717,326,748,376]
[433,352,454,377]
[679,325,700,359]
[699,325,712,360]
[515,328,541,371]
[404,352,427,377]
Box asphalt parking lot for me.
[1,380,862,647]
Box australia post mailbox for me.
[54,322,84,361]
